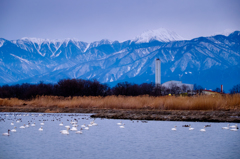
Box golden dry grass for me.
[0,94,240,110]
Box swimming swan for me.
[39,126,43,131]
[61,128,70,135]
[70,127,77,131]
[65,125,70,129]
[72,124,78,127]
[120,123,125,128]
[230,124,238,129]
[31,123,36,126]
[222,124,229,130]
[88,124,93,127]
[171,126,177,131]
[20,124,25,129]
[189,126,194,131]
[70,120,77,125]
[40,122,44,125]
[230,124,238,131]
[81,124,86,128]
[76,128,83,134]
[92,123,97,126]
[11,127,17,132]
[200,126,206,132]
[2,130,10,136]
[117,121,122,125]
[59,122,63,126]
[230,128,238,131]
[11,122,14,125]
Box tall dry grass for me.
[0,94,240,110]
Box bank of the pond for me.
[1,105,240,122]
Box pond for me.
[0,112,239,159]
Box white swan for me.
[230,128,238,131]
[11,127,17,132]
[189,126,194,131]
[85,126,89,130]
[65,125,70,129]
[230,124,238,128]
[2,130,10,136]
[59,122,63,126]
[39,126,43,131]
[70,127,77,131]
[11,122,14,125]
[76,128,83,134]
[20,124,25,129]
[200,126,206,132]
[31,123,36,126]
[72,124,78,127]
[40,122,44,125]
[171,126,177,131]
[91,120,98,126]
[120,123,125,128]
[222,124,229,129]
[81,124,86,128]
[92,122,98,126]
[16,120,20,123]
[25,124,30,128]
[60,128,70,135]
[117,121,122,125]
[70,120,77,125]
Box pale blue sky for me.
[0,0,239,42]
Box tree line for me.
[0,79,239,100]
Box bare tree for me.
[230,84,240,94]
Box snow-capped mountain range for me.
[0,28,240,92]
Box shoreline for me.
[1,106,240,123]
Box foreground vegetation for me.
[0,94,240,111]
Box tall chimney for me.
[221,85,223,93]
[155,58,161,86]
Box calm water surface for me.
[0,112,239,159]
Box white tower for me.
[155,58,161,86]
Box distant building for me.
[202,90,224,95]
[162,80,194,91]
[201,85,225,95]
[154,58,195,95]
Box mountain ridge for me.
[0,30,240,92]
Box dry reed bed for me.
[0,94,240,110]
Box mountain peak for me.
[19,37,67,46]
[132,28,185,43]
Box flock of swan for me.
[1,113,239,136]
[59,119,99,135]
[171,124,239,132]
[1,113,127,136]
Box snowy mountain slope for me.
[0,30,240,92]
[131,28,185,43]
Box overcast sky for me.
[0,0,239,42]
